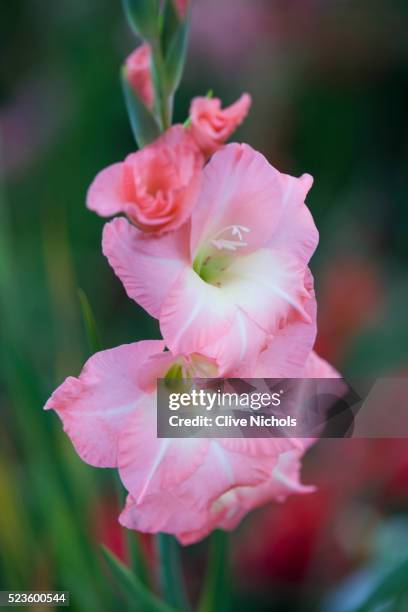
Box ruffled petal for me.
[118,429,276,538]
[86,163,126,217]
[267,172,318,265]
[44,340,163,467]
[191,143,286,257]
[102,217,190,318]
[254,269,317,378]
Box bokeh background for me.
[1,0,408,610]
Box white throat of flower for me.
[194,225,251,284]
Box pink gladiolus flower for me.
[125,43,154,110]
[165,352,340,545]
[86,126,204,234]
[45,340,311,543]
[189,93,251,157]
[103,143,318,372]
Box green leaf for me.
[101,546,177,612]
[122,0,160,40]
[77,288,102,353]
[355,557,408,612]
[114,474,149,587]
[198,531,231,612]
[121,67,161,147]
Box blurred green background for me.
[1,0,408,610]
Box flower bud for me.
[125,44,154,110]
[189,93,251,157]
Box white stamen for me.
[211,225,250,251]
[212,239,248,251]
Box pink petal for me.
[44,340,163,467]
[189,94,251,157]
[118,432,276,538]
[215,449,315,533]
[190,143,286,257]
[102,217,190,318]
[136,351,180,393]
[204,309,267,376]
[303,351,341,378]
[222,93,252,123]
[254,269,317,378]
[221,249,312,333]
[159,266,236,354]
[86,163,125,217]
[267,172,318,265]
[118,402,210,503]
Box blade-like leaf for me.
[198,531,231,612]
[356,558,408,612]
[101,546,177,612]
[78,288,102,353]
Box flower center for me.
[193,225,250,286]
[164,354,218,389]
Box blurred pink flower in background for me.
[189,94,251,157]
[103,143,318,370]
[93,497,127,563]
[315,257,382,363]
[125,43,154,110]
[0,75,72,179]
[190,0,266,70]
[87,125,203,233]
[234,437,408,589]
[175,0,189,19]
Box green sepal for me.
[161,0,190,95]
[121,66,161,148]
[122,0,160,40]
[101,546,177,612]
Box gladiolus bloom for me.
[86,126,204,234]
[189,93,251,157]
[103,143,318,372]
[125,43,154,110]
[45,338,332,544]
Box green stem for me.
[115,474,149,586]
[198,531,231,612]
[156,533,190,611]
[127,532,149,587]
[151,41,172,131]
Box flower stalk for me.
[151,39,173,131]
[156,533,191,611]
